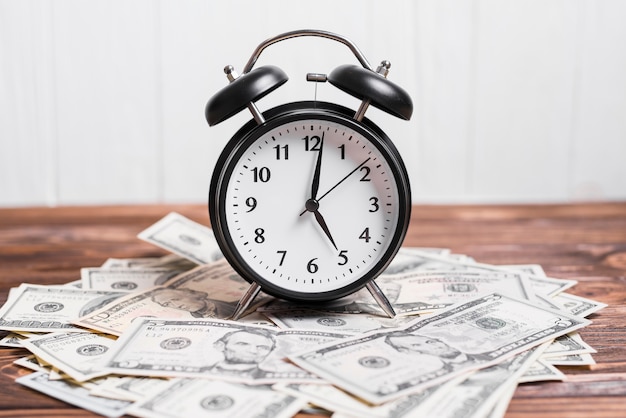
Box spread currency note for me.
[289,293,590,404]
[80,268,183,292]
[128,378,307,418]
[137,212,223,265]
[16,371,133,418]
[21,332,117,382]
[73,260,265,335]
[0,284,123,333]
[103,318,348,384]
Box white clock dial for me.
[219,115,404,297]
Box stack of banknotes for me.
[0,212,606,418]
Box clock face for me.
[211,103,410,301]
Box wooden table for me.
[0,203,625,417]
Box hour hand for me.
[313,208,338,251]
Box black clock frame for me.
[209,100,411,302]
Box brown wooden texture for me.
[0,203,625,417]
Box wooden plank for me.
[51,0,161,204]
[569,0,626,200]
[470,1,579,202]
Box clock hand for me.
[299,157,372,217]
[304,198,338,250]
[313,208,338,250]
[310,132,324,200]
[317,157,371,202]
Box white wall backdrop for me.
[1,0,625,207]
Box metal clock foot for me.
[229,282,262,321]
[365,281,396,318]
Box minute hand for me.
[317,157,371,202]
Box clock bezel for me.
[209,101,411,302]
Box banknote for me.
[90,376,172,402]
[16,371,133,418]
[137,212,223,265]
[543,332,597,357]
[81,268,183,292]
[518,358,565,383]
[0,284,123,332]
[551,292,607,317]
[101,254,197,272]
[289,293,590,404]
[410,343,547,418]
[0,332,28,347]
[128,378,307,418]
[275,373,469,418]
[103,317,348,384]
[381,249,577,298]
[265,309,414,334]
[21,332,117,382]
[73,260,264,335]
[261,270,534,316]
[542,352,596,366]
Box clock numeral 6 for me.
[307,258,319,274]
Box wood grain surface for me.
[0,203,625,417]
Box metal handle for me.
[242,29,373,74]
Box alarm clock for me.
[205,30,413,320]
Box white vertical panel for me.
[410,0,474,202]
[0,1,57,206]
[52,0,161,204]
[569,0,626,200]
[470,0,581,202]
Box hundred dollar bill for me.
[16,371,133,418]
[289,293,590,404]
[80,267,183,292]
[128,378,307,418]
[137,212,223,265]
[73,260,265,335]
[103,317,348,384]
[21,332,117,382]
[265,309,414,334]
[0,284,123,332]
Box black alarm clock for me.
[205,30,413,320]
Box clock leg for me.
[365,281,397,318]
[229,282,262,321]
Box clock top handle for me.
[241,29,374,73]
